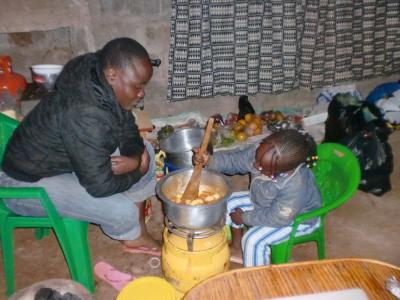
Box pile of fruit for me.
[212,110,302,146]
[259,110,286,123]
[231,113,264,142]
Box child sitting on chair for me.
[194,129,321,267]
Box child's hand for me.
[230,208,244,225]
[192,147,210,166]
[111,155,140,175]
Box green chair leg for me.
[35,228,50,240]
[316,235,325,259]
[1,224,16,296]
[270,242,290,264]
[61,219,95,293]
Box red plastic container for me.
[0,55,27,98]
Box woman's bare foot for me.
[122,233,160,251]
[229,245,243,264]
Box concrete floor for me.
[0,108,399,300]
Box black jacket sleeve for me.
[61,107,143,197]
[119,110,144,157]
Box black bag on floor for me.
[323,93,393,196]
[341,130,393,196]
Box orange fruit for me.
[244,113,253,122]
[253,116,263,127]
[236,131,248,142]
[238,119,247,126]
[247,121,258,130]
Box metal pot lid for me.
[159,128,204,153]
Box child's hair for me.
[261,129,316,175]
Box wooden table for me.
[183,258,400,300]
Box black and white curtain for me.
[168,0,400,102]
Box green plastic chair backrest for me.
[0,113,19,166]
[280,142,361,258]
[0,113,95,295]
[0,113,65,219]
[288,143,361,229]
[312,143,361,215]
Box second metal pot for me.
[159,128,211,169]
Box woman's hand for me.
[192,147,210,166]
[111,155,141,175]
[230,208,244,225]
[111,148,151,176]
[138,148,150,176]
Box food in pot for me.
[170,187,221,205]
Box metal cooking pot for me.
[156,168,232,229]
[159,128,212,169]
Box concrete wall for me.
[0,0,398,119]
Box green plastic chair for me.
[270,142,361,264]
[0,113,95,296]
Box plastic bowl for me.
[117,276,178,300]
[31,64,63,90]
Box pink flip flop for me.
[230,255,243,264]
[122,245,161,256]
[94,261,135,291]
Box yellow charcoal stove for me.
[161,224,230,295]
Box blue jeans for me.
[0,140,156,241]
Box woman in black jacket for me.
[1,37,160,251]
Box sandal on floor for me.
[230,255,243,264]
[94,261,135,291]
[122,245,161,256]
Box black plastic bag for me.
[341,131,393,196]
[238,95,255,120]
[323,94,368,142]
[323,93,393,196]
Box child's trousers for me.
[226,191,320,267]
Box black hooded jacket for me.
[2,53,145,197]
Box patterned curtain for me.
[300,0,400,88]
[168,0,400,102]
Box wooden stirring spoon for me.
[181,118,215,201]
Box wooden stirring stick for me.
[182,118,215,201]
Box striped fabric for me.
[168,0,400,101]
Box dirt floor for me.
[0,125,399,300]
